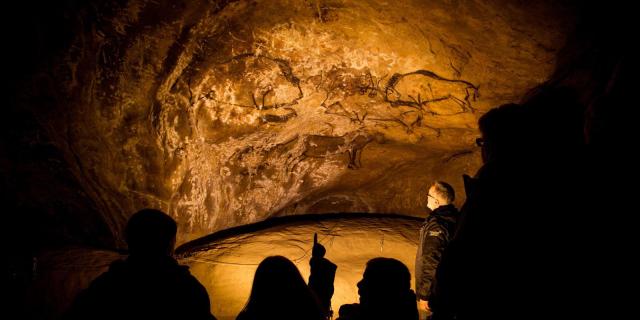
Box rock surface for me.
[182,214,422,319]
[8,0,576,246]
[23,214,422,319]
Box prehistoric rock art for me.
[10,0,575,246]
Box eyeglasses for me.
[475,138,485,147]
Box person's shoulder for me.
[71,258,128,306]
[441,204,460,217]
[174,264,208,292]
[174,264,198,280]
[338,303,361,320]
[236,310,248,320]
[91,259,129,284]
[426,210,451,226]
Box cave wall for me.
[5,2,634,319]
[5,0,578,247]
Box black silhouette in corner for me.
[64,209,216,320]
[429,86,588,320]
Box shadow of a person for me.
[237,255,325,320]
[64,209,216,320]
[338,257,418,320]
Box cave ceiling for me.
[16,0,576,245]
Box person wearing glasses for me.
[415,181,459,320]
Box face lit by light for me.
[426,186,440,211]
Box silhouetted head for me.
[357,258,414,311]
[477,103,530,163]
[427,181,455,211]
[521,85,585,150]
[125,209,177,257]
[240,256,323,320]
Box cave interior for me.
[2,0,630,319]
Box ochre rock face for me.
[180,215,422,319]
[19,0,575,245]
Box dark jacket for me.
[64,255,215,320]
[415,204,459,301]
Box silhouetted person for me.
[338,258,418,320]
[64,209,216,320]
[309,233,338,319]
[429,87,587,320]
[415,181,459,319]
[237,256,325,320]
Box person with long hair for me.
[237,256,325,320]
